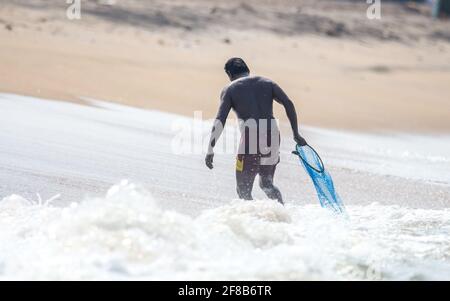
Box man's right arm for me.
[272,81,307,146]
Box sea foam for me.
[0,181,449,280]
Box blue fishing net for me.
[295,144,345,214]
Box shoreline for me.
[1,92,449,209]
[1,1,450,133]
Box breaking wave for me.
[0,181,449,280]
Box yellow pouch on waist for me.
[236,157,244,172]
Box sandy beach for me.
[1,0,450,132]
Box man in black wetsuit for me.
[205,58,307,204]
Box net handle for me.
[293,144,325,174]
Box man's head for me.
[224,57,250,81]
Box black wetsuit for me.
[210,75,300,204]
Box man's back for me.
[217,75,284,157]
[222,76,275,121]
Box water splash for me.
[0,181,449,280]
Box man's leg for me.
[236,155,258,200]
[258,163,284,204]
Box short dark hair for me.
[224,57,250,77]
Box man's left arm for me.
[205,89,232,169]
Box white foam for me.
[1,93,450,280]
[0,181,449,280]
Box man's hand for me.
[205,153,214,169]
[294,134,307,146]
